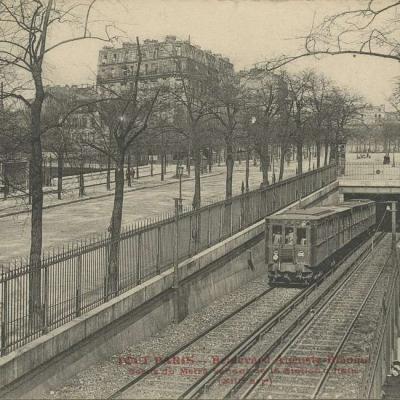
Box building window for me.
[297,228,307,245]
[272,225,282,244]
[145,64,148,74]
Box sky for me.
[44,0,399,107]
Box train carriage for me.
[265,199,376,285]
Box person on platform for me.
[286,228,294,245]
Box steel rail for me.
[179,230,383,399]
[231,232,386,400]
[363,255,399,399]
[108,228,379,400]
[311,247,392,398]
[107,286,276,399]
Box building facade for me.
[96,36,234,164]
[360,104,385,125]
[97,35,234,91]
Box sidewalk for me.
[0,158,315,263]
[0,164,215,218]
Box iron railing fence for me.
[343,162,400,181]
[0,164,337,355]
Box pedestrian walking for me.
[3,175,9,199]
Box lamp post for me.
[386,202,397,254]
[173,197,181,322]
[392,145,395,167]
[177,164,184,212]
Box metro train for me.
[265,199,376,285]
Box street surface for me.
[0,158,309,263]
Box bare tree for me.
[0,0,119,323]
[242,69,283,187]
[0,105,29,196]
[382,121,398,154]
[263,1,400,70]
[42,89,81,199]
[286,70,313,175]
[168,60,213,209]
[87,44,160,296]
[208,75,242,199]
[308,72,333,168]
[327,88,364,164]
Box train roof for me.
[268,200,375,221]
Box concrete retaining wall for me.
[0,223,266,397]
[0,181,339,397]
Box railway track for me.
[177,232,387,400]
[108,285,301,399]
[232,233,389,399]
[108,231,385,400]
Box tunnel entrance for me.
[344,193,400,232]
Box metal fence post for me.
[136,233,142,285]
[75,254,82,317]
[240,195,245,229]
[156,226,161,274]
[219,204,223,241]
[173,198,181,323]
[0,274,8,356]
[195,211,201,254]
[189,214,193,257]
[230,200,233,236]
[42,264,49,333]
[207,207,211,247]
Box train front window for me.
[272,225,282,244]
[285,227,294,244]
[297,228,307,245]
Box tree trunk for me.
[296,141,303,174]
[225,140,234,199]
[160,151,164,181]
[279,144,286,181]
[107,153,125,297]
[259,146,269,187]
[186,145,191,177]
[78,160,85,197]
[127,153,132,187]
[28,160,32,205]
[29,99,44,329]
[192,144,201,209]
[106,154,111,191]
[330,139,337,164]
[316,141,321,168]
[57,153,64,200]
[245,149,250,192]
[324,141,329,166]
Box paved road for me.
[0,159,309,263]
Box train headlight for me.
[272,251,279,262]
[297,250,304,258]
